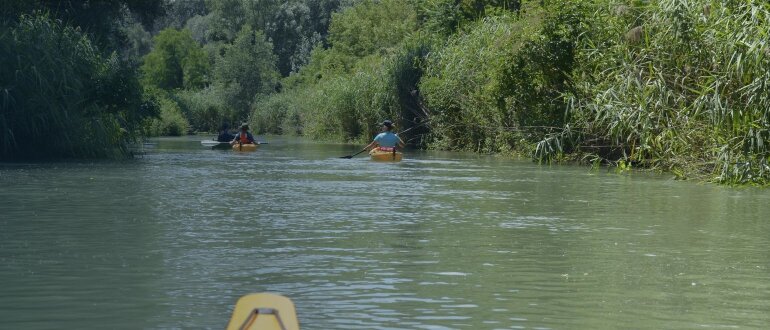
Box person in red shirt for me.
[230,123,255,145]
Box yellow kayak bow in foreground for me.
[227,293,300,330]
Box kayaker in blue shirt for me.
[364,120,404,151]
[230,123,256,145]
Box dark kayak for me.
[200,140,231,149]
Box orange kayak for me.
[369,148,402,161]
[232,143,258,152]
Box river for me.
[1,136,768,329]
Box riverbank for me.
[5,1,767,184]
[248,1,770,186]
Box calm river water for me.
[1,136,768,329]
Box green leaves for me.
[328,0,417,59]
[549,0,770,184]
[140,28,210,90]
[420,12,544,152]
[213,25,278,113]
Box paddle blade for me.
[340,155,353,159]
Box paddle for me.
[212,140,266,146]
[340,147,368,159]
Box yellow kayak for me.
[227,293,300,330]
[369,147,402,161]
[232,143,258,152]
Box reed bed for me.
[535,0,770,184]
[1,15,149,160]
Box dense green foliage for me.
[204,0,350,75]
[130,0,350,135]
[141,28,209,90]
[252,0,419,142]
[144,94,190,136]
[1,0,352,159]
[213,25,278,114]
[0,15,156,159]
[1,0,164,50]
[251,0,770,184]
[328,0,417,58]
[420,14,539,153]
[3,0,769,184]
[533,0,770,184]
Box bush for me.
[253,54,404,143]
[144,95,190,136]
[175,87,233,133]
[301,60,398,142]
[251,90,305,135]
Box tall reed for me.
[420,14,538,153]
[1,14,150,160]
[536,0,770,184]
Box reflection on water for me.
[1,136,769,329]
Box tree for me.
[328,0,417,58]
[206,0,252,41]
[266,0,351,75]
[121,22,153,62]
[152,0,207,32]
[141,28,210,90]
[213,25,278,116]
[1,0,165,51]
[266,2,313,76]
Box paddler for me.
[362,120,404,153]
[216,123,235,142]
[230,123,256,145]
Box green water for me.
[1,136,768,329]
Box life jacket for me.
[377,147,396,152]
[238,132,250,143]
